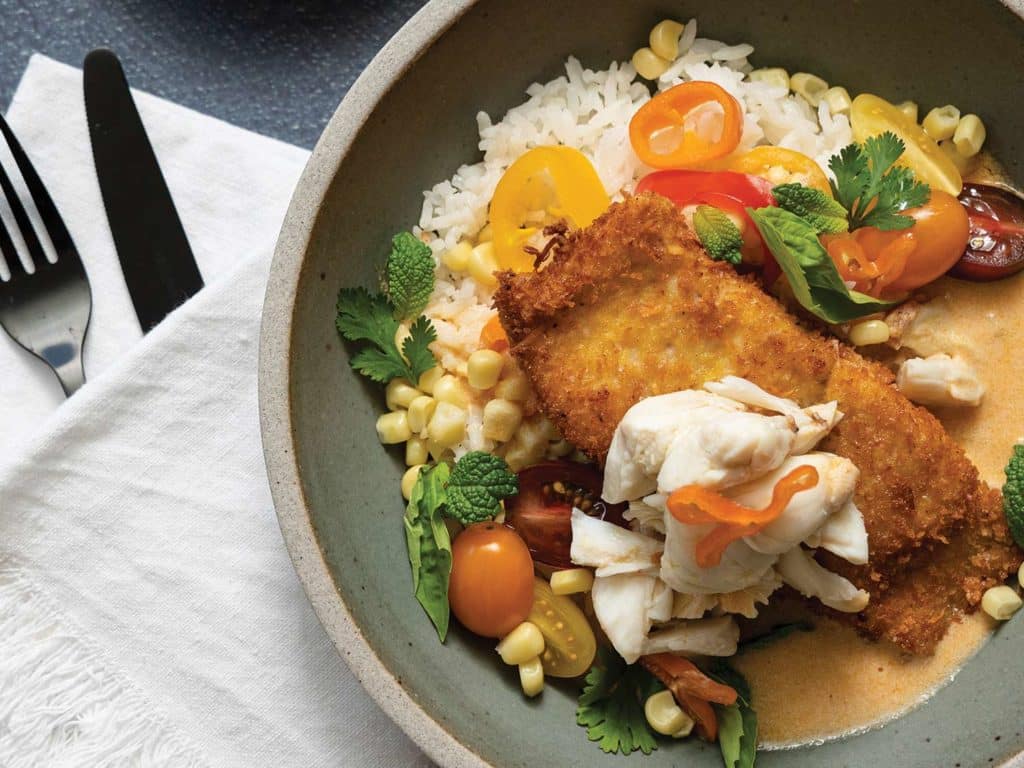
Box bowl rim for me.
[258,1,488,766]
[259,1,1024,766]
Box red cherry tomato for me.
[503,460,627,569]
[449,523,535,638]
[950,182,1024,281]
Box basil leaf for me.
[403,462,452,642]
[748,207,896,324]
[710,663,757,768]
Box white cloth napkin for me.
[0,55,431,768]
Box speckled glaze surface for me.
[259,2,1024,766]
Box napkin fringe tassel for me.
[0,567,209,768]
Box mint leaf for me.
[445,451,519,525]
[403,463,452,642]
[694,205,744,264]
[772,184,849,235]
[387,232,435,320]
[748,206,896,324]
[577,647,661,756]
[1003,444,1024,549]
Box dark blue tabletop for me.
[0,0,426,149]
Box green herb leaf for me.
[446,451,519,525]
[738,621,815,654]
[772,183,849,235]
[336,287,438,385]
[694,205,744,265]
[1002,444,1024,549]
[748,207,897,324]
[710,663,757,768]
[828,132,930,231]
[403,463,453,642]
[386,232,436,320]
[577,647,661,756]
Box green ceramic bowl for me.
[259,1,1024,765]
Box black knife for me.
[83,48,204,332]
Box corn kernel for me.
[401,465,423,500]
[631,47,671,81]
[393,324,411,362]
[376,411,411,444]
[897,100,919,122]
[747,67,789,90]
[538,417,561,442]
[1019,561,1024,585]
[405,437,429,466]
[982,585,1022,620]
[428,402,467,447]
[467,349,504,390]
[476,223,493,243]
[496,621,545,665]
[441,241,472,272]
[649,19,684,61]
[417,366,444,395]
[483,398,524,442]
[433,374,470,408]
[645,690,693,737]
[550,568,594,595]
[494,371,531,402]
[407,395,436,434]
[939,140,972,174]
[953,113,986,158]
[923,105,961,141]
[385,378,421,410]
[518,657,545,698]
[790,73,828,107]
[822,86,852,116]
[548,439,574,458]
[468,242,499,288]
[426,437,449,462]
[504,419,549,471]
[848,319,890,347]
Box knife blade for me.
[83,48,203,332]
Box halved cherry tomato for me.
[629,81,743,169]
[728,146,832,195]
[527,577,596,678]
[489,146,610,273]
[503,461,627,568]
[951,182,1024,281]
[851,93,962,195]
[479,315,510,352]
[449,522,535,638]
[823,190,969,297]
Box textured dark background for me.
[0,0,426,149]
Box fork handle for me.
[55,357,86,397]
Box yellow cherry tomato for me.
[527,577,596,678]
[850,93,962,195]
[728,146,832,195]
[489,146,610,272]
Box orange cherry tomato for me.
[629,81,743,169]
[728,146,832,195]
[448,522,534,638]
[479,315,510,352]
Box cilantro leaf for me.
[694,205,744,264]
[336,287,437,385]
[386,232,435,320]
[445,451,519,525]
[748,206,897,324]
[577,647,661,756]
[828,132,930,231]
[403,463,452,642]
[772,184,849,235]
[710,663,757,768]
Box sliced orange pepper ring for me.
[629,81,743,169]
[667,465,819,568]
[479,315,510,352]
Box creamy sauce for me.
[731,163,1024,745]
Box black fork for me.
[0,112,91,396]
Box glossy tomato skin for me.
[881,190,969,294]
[636,170,775,209]
[950,182,1024,281]
[503,461,627,569]
[449,523,535,639]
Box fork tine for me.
[0,212,25,278]
[0,113,79,265]
[0,148,48,267]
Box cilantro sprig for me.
[829,131,930,231]
[335,231,438,385]
[710,663,758,768]
[577,647,661,756]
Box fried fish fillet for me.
[495,193,1021,654]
